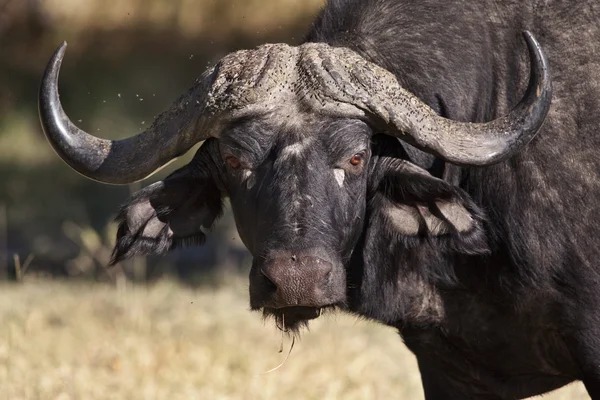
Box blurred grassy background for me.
[0,279,591,400]
[0,1,590,399]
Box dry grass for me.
[0,278,590,400]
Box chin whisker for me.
[259,304,340,338]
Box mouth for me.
[262,305,333,333]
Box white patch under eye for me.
[242,170,255,189]
[333,169,345,187]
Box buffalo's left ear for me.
[110,163,223,265]
[370,157,489,255]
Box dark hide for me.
[112,0,600,398]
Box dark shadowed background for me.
[0,0,322,283]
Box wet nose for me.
[260,254,333,307]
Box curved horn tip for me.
[43,42,68,88]
[522,30,541,54]
[53,41,68,63]
[521,29,552,105]
[522,30,538,44]
[521,31,549,75]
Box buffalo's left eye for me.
[225,156,241,170]
[349,153,364,166]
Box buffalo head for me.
[38,32,551,331]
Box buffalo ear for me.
[110,165,223,265]
[372,157,489,255]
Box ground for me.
[0,278,590,400]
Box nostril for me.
[320,261,333,282]
[291,254,297,261]
[260,268,278,291]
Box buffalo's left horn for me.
[39,42,218,184]
[303,31,551,166]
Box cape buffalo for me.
[38,0,600,398]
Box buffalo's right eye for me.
[225,156,241,170]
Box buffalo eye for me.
[225,156,241,170]
[349,153,364,166]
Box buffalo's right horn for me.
[38,42,306,184]
[39,42,219,184]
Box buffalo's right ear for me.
[110,163,223,265]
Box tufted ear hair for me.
[110,147,224,265]
[369,156,489,255]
